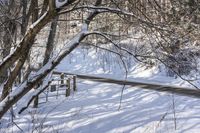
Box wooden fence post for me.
[33,84,40,108]
[73,75,77,91]
[60,73,64,87]
[46,86,49,102]
[66,78,70,97]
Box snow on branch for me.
[55,0,68,8]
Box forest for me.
[0,0,200,132]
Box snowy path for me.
[1,80,200,133]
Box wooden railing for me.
[38,70,200,105]
[52,71,200,98]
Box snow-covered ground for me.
[1,80,200,133]
[1,46,200,133]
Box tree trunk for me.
[43,17,58,65]
[33,16,58,108]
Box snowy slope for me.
[1,46,200,133]
[56,46,195,88]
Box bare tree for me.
[0,0,134,119]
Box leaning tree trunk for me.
[33,16,58,108]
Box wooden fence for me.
[38,71,200,105]
[38,72,77,104]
